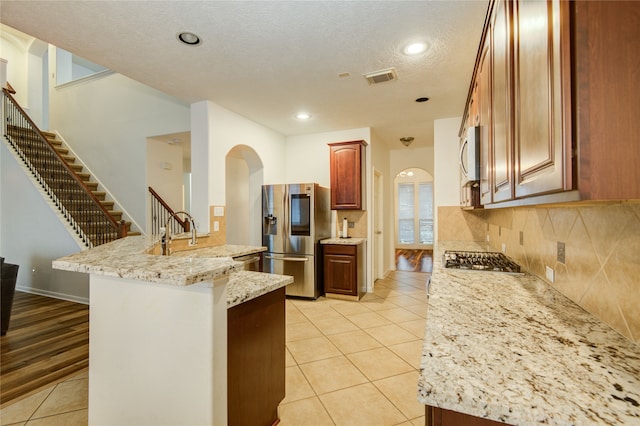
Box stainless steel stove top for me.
[443,250,523,274]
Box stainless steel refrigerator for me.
[262,183,331,299]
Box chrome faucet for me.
[161,211,198,255]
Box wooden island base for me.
[426,406,508,426]
[228,287,286,426]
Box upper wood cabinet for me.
[490,0,515,203]
[462,0,640,207]
[512,0,572,199]
[329,140,366,210]
[572,0,640,200]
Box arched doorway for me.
[225,145,264,246]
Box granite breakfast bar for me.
[53,235,293,426]
[419,241,640,425]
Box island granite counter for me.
[419,241,640,426]
[52,236,292,426]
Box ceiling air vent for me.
[363,67,398,85]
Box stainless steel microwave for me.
[460,126,480,184]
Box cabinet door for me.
[513,0,572,198]
[490,0,514,203]
[330,141,364,210]
[324,251,357,296]
[478,36,492,205]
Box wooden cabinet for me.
[329,141,366,210]
[462,0,640,208]
[512,0,572,199]
[323,243,364,300]
[489,0,515,203]
[426,406,507,426]
[228,287,285,426]
[572,0,640,200]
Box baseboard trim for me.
[15,286,89,305]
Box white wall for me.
[369,130,393,278]
[48,49,191,229]
[1,142,89,302]
[285,128,371,186]
[434,117,462,241]
[191,101,286,233]
[146,138,185,233]
[0,26,30,108]
[225,155,250,245]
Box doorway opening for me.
[394,167,434,251]
[225,145,264,246]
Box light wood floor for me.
[0,292,89,407]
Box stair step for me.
[92,191,106,199]
[69,163,83,172]
[101,201,115,209]
[41,130,57,139]
[60,154,76,163]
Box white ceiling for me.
[0,0,488,149]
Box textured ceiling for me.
[0,1,488,149]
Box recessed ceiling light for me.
[415,97,430,103]
[177,32,202,46]
[295,112,311,120]
[403,42,427,55]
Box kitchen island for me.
[53,235,291,426]
[419,241,640,425]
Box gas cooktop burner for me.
[443,250,523,274]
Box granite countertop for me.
[226,270,292,309]
[418,241,640,425]
[171,244,266,259]
[320,237,366,245]
[52,235,264,286]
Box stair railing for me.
[149,186,190,236]
[2,87,128,247]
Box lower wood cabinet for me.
[228,287,285,426]
[323,243,365,300]
[426,406,508,426]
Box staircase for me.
[48,131,142,235]
[2,87,139,247]
[41,131,130,227]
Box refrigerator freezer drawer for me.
[264,253,317,299]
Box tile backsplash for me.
[438,203,640,344]
[335,210,368,238]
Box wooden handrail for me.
[148,186,189,232]
[3,87,127,241]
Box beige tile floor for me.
[0,270,429,426]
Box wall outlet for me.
[348,221,355,228]
[545,266,555,283]
[501,243,506,253]
[486,234,490,242]
[213,221,220,231]
[557,241,566,264]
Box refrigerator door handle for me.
[265,255,309,262]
